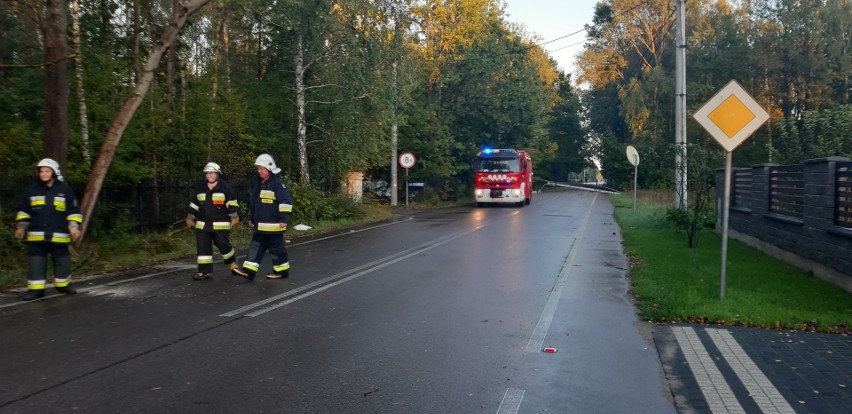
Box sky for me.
[503,0,601,79]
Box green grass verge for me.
[611,193,852,333]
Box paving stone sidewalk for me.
[654,325,852,414]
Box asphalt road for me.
[0,189,677,413]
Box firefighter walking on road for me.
[234,154,293,281]
[187,162,247,280]
[14,159,83,301]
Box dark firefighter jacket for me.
[15,180,83,245]
[187,179,240,231]
[248,174,293,233]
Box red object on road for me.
[542,347,558,353]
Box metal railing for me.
[1,175,255,232]
[769,164,804,219]
[837,161,852,229]
[731,169,753,209]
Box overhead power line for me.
[494,0,663,61]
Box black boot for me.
[193,272,213,280]
[22,290,45,301]
[56,285,77,294]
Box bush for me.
[664,207,690,231]
[665,207,715,233]
[288,184,364,224]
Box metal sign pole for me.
[720,151,732,299]
[693,80,768,301]
[633,161,638,214]
[626,146,640,213]
[398,152,415,207]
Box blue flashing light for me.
[482,147,493,154]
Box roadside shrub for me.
[288,183,364,224]
[665,207,690,230]
[665,207,715,232]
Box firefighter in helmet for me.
[186,162,247,280]
[14,158,83,301]
[233,154,293,281]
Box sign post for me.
[693,80,769,299]
[399,152,416,207]
[626,145,640,213]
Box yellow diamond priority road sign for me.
[693,80,769,152]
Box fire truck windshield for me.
[475,158,520,173]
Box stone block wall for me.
[716,157,852,291]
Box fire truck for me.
[473,148,533,207]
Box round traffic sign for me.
[399,152,416,169]
[626,145,640,166]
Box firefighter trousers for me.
[26,243,71,291]
[195,230,236,273]
[241,233,289,280]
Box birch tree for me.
[70,0,91,165]
[76,0,212,247]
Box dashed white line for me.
[524,193,597,353]
[496,388,525,414]
[228,224,486,317]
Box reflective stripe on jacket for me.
[187,179,240,232]
[16,180,83,245]
[249,174,293,233]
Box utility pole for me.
[391,61,399,206]
[675,0,688,209]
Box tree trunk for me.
[75,0,212,248]
[220,1,231,92]
[181,67,187,169]
[131,0,141,84]
[295,32,310,186]
[255,14,265,80]
[71,0,90,166]
[165,0,179,121]
[41,0,69,168]
[209,2,222,158]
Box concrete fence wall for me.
[716,157,852,292]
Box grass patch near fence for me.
[611,193,852,333]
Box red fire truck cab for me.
[473,148,533,207]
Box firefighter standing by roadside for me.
[14,159,83,301]
[186,162,248,280]
[234,154,293,281]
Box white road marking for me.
[0,265,199,309]
[672,326,746,413]
[496,388,525,414]
[524,193,597,353]
[219,242,437,317]
[227,224,486,317]
[706,329,796,414]
[287,218,411,248]
[103,265,197,286]
[0,221,413,309]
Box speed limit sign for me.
[399,152,416,169]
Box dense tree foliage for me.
[578,0,851,191]
[0,0,586,233]
[5,0,847,238]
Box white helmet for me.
[203,162,222,174]
[255,154,281,174]
[37,158,64,182]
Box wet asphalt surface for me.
[2,188,846,413]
